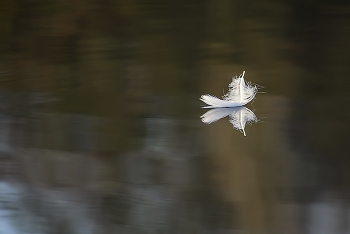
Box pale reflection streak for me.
[200,107,258,136]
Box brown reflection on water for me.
[200,94,295,232]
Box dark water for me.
[0,0,350,233]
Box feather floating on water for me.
[200,71,258,108]
[200,106,258,136]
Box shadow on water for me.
[201,107,258,136]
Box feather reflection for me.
[201,107,258,136]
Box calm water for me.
[0,0,350,233]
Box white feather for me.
[200,71,258,108]
[201,106,257,136]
